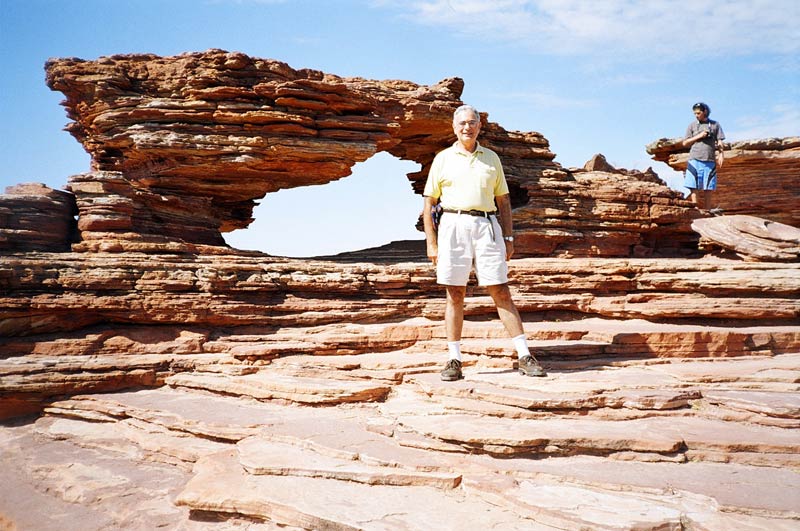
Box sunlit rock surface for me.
[692,214,800,262]
[0,50,798,530]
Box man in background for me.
[682,102,726,215]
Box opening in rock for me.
[224,152,423,258]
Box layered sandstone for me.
[692,215,800,261]
[1,252,798,417]
[3,350,800,529]
[1,51,799,530]
[0,183,77,252]
[44,50,699,257]
[647,136,800,227]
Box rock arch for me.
[46,50,708,258]
[45,50,558,253]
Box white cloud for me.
[380,0,800,60]
[728,102,800,141]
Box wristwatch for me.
[503,236,514,242]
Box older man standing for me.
[422,104,546,381]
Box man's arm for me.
[716,140,725,168]
[682,130,710,147]
[496,193,514,260]
[423,195,438,265]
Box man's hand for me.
[427,242,438,265]
[422,196,439,266]
[505,240,514,260]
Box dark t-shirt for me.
[685,120,725,161]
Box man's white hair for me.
[453,104,480,123]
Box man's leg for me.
[441,285,466,381]
[445,285,467,342]
[689,189,700,207]
[486,283,523,337]
[487,284,546,377]
[704,190,722,215]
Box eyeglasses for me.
[456,120,479,127]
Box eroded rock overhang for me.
[46,50,554,248]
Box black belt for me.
[442,209,497,240]
[442,209,496,218]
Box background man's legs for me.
[704,189,715,211]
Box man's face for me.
[693,108,708,122]
[453,111,481,144]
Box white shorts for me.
[436,212,508,286]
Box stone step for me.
[23,370,800,529]
[165,369,392,405]
[176,449,545,531]
[394,411,800,465]
[407,372,700,411]
[237,436,462,489]
[3,317,797,420]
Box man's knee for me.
[487,283,512,303]
[446,286,466,304]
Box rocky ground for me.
[2,314,799,530]
[2,50,798,530]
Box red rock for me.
[692,214,800,261]
[0,183,77,252]
[1,50,798,531]
[38,50,707,257]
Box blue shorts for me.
[684,159,717,191]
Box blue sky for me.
[1,0,798,256]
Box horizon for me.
[2,0,798,256]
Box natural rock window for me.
[224,152,422,257]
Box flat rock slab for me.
[166,370,391,404]
[6,353,800,530]
[647,354,800,385]
[397,413,685,456]
[702,389,800,419]
[0,422,198,531]
[176,449,543,531]
[45,388,296,441]
[464,474,686,531]
[237,436,462,489]
[692,215,800,261]
[409,371,698,411]
[35,415,230,468]
[486,454,800,517]
[396,412,800,460]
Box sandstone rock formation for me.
[44,50,700,258]
[647,136,800,227]
[692,215,800,261]
[0,183,77,252]
[1,50,799,530]
[3,344,800,529]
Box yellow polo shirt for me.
[423,142,509,212]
